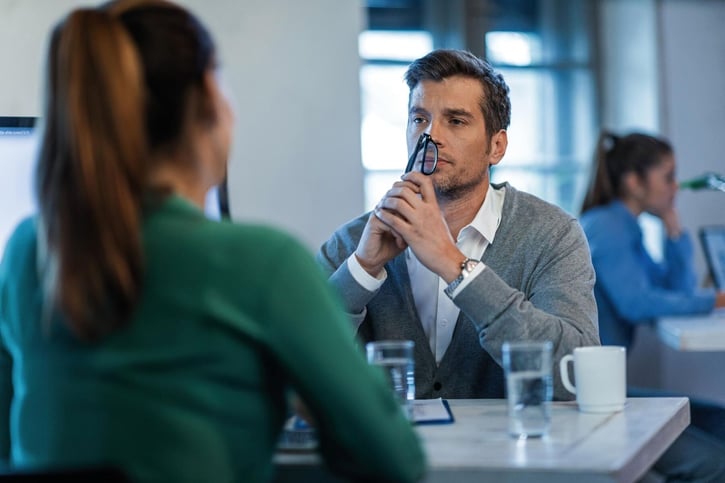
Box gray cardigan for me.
[317,183,599,401]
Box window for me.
[359,30,432,210]
[360,0,597,216]
[484,1,597,215]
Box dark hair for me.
[35,0,216,340]
[404,49,511,139]
[580,131,673,214]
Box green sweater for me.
[0,195,425,482]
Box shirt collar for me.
[405,184,506,263]
[458,184,505,245]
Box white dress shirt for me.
[347,185,506,364]
[408,186,504,363]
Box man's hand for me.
[354,207,408,277]
[373,172,464,283]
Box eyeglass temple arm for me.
[405,135,428,173]
[405,151,417,173]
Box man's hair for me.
[404,49,511,138]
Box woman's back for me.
[0,2,425,481]
[1,195,425,482]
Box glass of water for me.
[502,340,553,438]
[366,340,415,420]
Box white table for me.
[274,397,689,483]
[657,309,725,351]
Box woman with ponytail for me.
[581,131,725,348]
[580,131,725,481]
[0,2,425,482]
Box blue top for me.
[580,201,715,348]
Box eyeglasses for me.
[405,133,438,175]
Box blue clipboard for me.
[412,398,455,425]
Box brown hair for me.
[580,131,673,214]
[35,0,215,340]
[404,49,511,139]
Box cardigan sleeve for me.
[316,213,382,328]
[453,217,600,401]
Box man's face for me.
[406,75,505,200]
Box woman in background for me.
[580,131,725,481]
[581,132,725,347]
[0,1,425,482]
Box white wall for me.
[659,0,725,274]
[598,0,665,265]
[599,0,660,131]
[0,0,365,250]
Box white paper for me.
[412,398,453,423]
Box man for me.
[317,49,599,400]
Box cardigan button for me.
[433,382,442,391]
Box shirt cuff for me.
[445,262,486,299]
[347,254,387,292]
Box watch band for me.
[444,258,479,298]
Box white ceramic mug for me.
[559,346,626,413]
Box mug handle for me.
[559,354,576,395]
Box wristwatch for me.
[444,258,479,298]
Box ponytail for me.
[580,131,673,214]
[36,9,148,340]
[37,0,216,340]
[580,131,618,214]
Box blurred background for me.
[1,0,724,401]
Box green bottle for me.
[679,172,725,192]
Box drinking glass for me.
[502,341,553,438]
[366,340,415,419]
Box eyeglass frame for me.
[405,133,438,175]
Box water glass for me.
[366,340,415,419]
[502,341,553,438]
